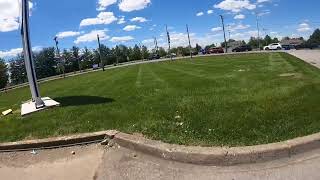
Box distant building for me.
[280,38,304,46]
[228,41,243,48]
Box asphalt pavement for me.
[1,144,320,180]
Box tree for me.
[141,46,149,60]
[71,46,81,72]
[81,47,93,70]
[34,47,57,79]
[9,54,27,85]
[307,29,320,45]
[264,35,272,46]
[248,37,264,49]
[131,45,142,61]
[158,47,167,57]
[0,58,8,88]
[205,43,216,51]
[195,43,202,52]
[272,37,279,43]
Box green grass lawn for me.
[1,52,320,146]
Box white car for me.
[264,43,282,50]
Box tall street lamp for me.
[20,0,59,116]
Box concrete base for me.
[21,97,60,116]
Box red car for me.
[208,47,224,54]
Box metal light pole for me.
[255,12,261,51]
[21,0,44,109]
[186,24,193,59]
[154,37,158,54]
[220,15,228,53]
[97,34,105,71]
[166,25,172,60]
[54,36,65,78]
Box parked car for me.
[232,45,252,52]
[148,54,160,60]
[264,43,282,50]
[282,45,296,50]
[208,47,224,54]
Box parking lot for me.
[288,50,320,69]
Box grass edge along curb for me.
[106,131,320,166]
[0,131,108,151]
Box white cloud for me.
[117,16,126,24]
[0,0,33,32]
[0,48,22,58]
[214,0,256,13]
[80,12,117,27]
[230,30,258,40]
[257,0,271,3]
[0,46,42,58]
[97,0,117,11]
[211,27,223,32]
[110,36,134,42]
[207,10,214,14]
[123,25,141,31]
[297,23,312,32]
[74,29,109,44]
[118,0,151,12]
[229,23,250,31]
[234,14,245,19]
[56,31,82,39]
[130,17,147,23]
[257,10,271,16]
[196,12,204,16]
[156,32,223,49]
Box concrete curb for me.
[1,130,319,165]
[106,131,320,166]
[0,131,108,151]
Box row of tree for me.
[1,29,320,89]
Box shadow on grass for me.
[54,96,115,107]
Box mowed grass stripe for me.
[0,52,320,146]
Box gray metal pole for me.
[97,34,105,71]
[186,24,193,59]
[256,13,261,51]
[54,36,65,78]
[21,0,45,109]
[220,15,228,53]
[166,25,172,60]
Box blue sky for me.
[1,0,320,58]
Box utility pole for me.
[186,24,193,59]
[166,25,172,60]
[154,37,158,54]
[53,36,65,78]
[97,34,105,71]
[255,12,261,51]
[220,15,228,53]
[21,0,45,109]
[227,25,231,41]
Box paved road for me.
[1,144,320,180]
[288,49,320,69]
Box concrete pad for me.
[21,97,60,116]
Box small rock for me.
[30,149,37,155]
[71,151,76,155]
[133,153,138,158]
[101,139,109,145]
[176,122,183,126]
